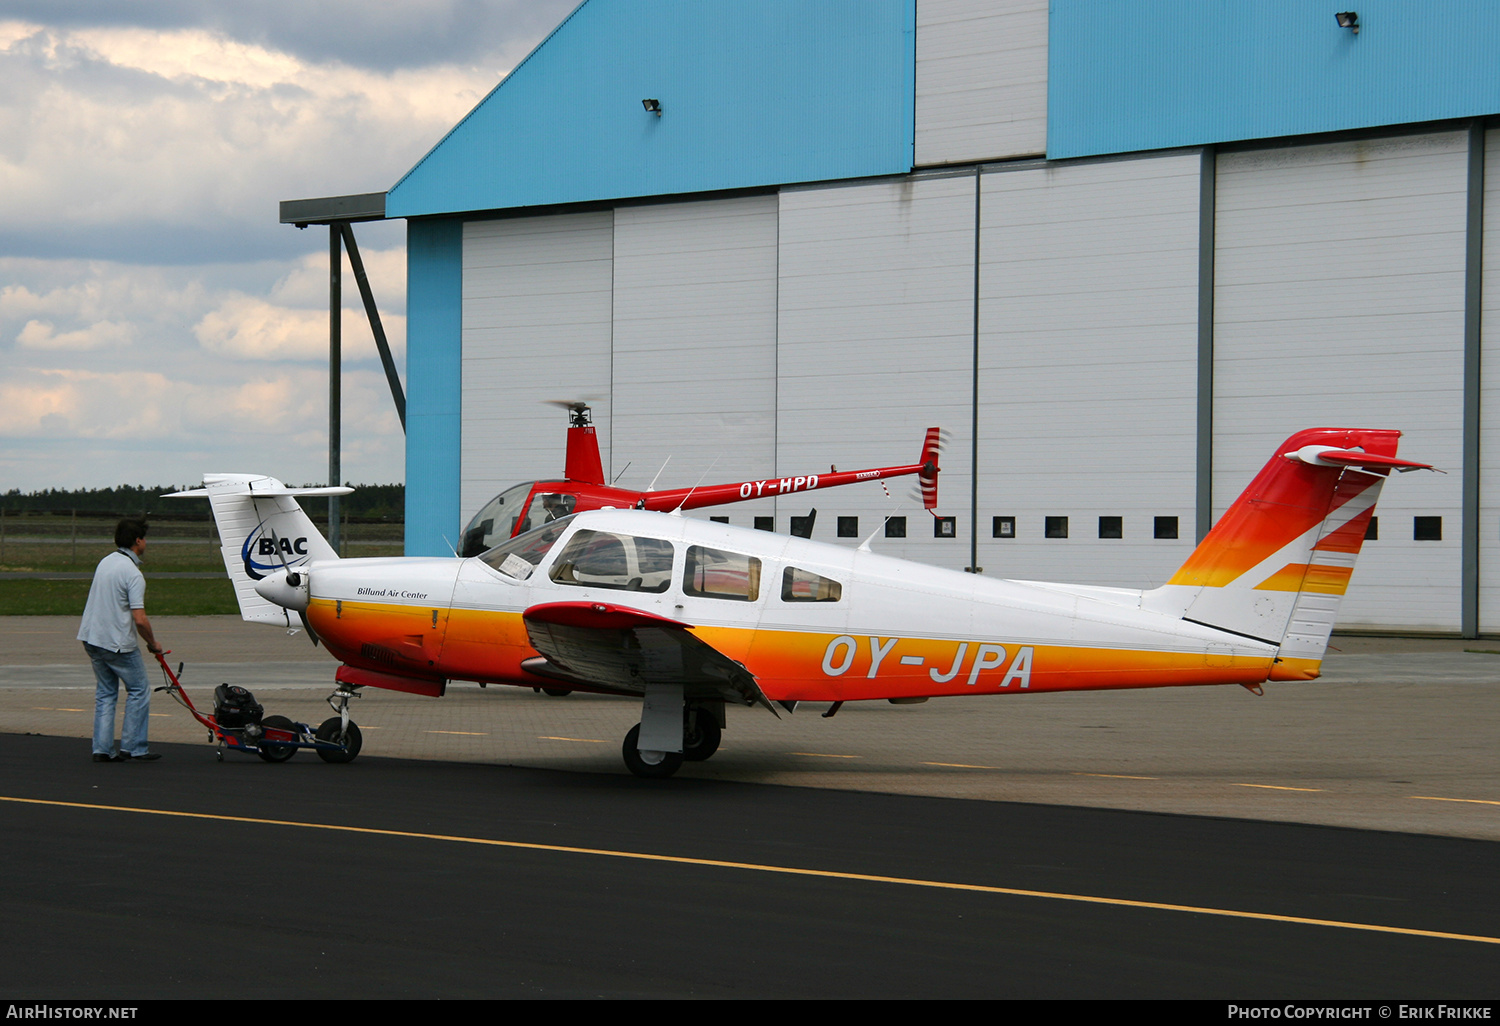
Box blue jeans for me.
[85,643,151,757]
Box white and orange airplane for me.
[170,427,1430,777]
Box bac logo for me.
[240,521,311,581]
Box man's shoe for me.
[119,752,161,762]
[91,753,118,763]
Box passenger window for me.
[549,530,674,593]
[684,546,761,601]
[781,566,842,603]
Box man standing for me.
[79,518,164,762]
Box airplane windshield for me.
[477,517,573,580]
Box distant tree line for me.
[0,483,405,520]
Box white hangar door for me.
[977,152,1201,588]
[461,213,614,522]
[610,195,779,522]
[777,175,975,568]
[1214,132,1469,632]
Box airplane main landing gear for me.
[622,700,724,778]
[683,707,721,761]
[622,724,684,778]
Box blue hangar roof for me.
[386,0,917,219]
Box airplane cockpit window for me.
[477,517,572,580]
[549,530,674,593]
[781,566,843,602]
[684,546,761,602]
[461,481,539,556]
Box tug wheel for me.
[622,724,683,779]
[315,717,363,764]
[256,716,298,763]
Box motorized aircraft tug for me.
[171,427,1430,777]
[457,403,944,555]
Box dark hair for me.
[115,519,149,549]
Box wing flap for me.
[522,601,777,714]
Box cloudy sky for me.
[0,0,579,491]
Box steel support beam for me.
[340,222,407,431]
[329,225,342,553]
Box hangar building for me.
[375,0,1500,635]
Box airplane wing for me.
[521,601,778,714]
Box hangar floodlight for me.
[642,98,662,116]
[1335,11,1359,33]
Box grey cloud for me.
[0,0,581,71]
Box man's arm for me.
[132,608,162,656]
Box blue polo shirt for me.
[77,548,146,653]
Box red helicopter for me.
[459,403,942,557]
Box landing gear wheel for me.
[682,711,721,762]
[315,717,363,764]
[622,724,683,779]
[256,715,298,762]
[542,688,573,697]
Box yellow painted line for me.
[1233,784,1324,792]
[538,736,609,744]
[2,794,1496,948]
[923,762,998,770]
[791,752,860,759]
[424,730,488,737]
[1075,773,1158,780]
[32,708,86,713]
[1412,796,1500,807]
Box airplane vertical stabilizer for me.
[1142,429,1431,679]
[165,475,350,627]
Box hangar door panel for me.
[777,176,974,568]
[1214,132,1467,632]
[916,0,1048,166]
[462,213,614,523]
[977,152,1201,588]
[611,195,779,523]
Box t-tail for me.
[1144,428,1433,680]
[165,475,351,627]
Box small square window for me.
[1045,516,1068,539]
[837,516,859,538]
[789,514,815,538]
[1098,516,1122,539]
[885,516,907,538]
[1154,516,1179,540]
[754,516,774,532]
[1364,516,1377,541]
[934,516,956,538]
[992,516,1015,539]
[1414,516,1442,541]
[710,516,729,524]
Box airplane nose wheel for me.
[622,724,684,778]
